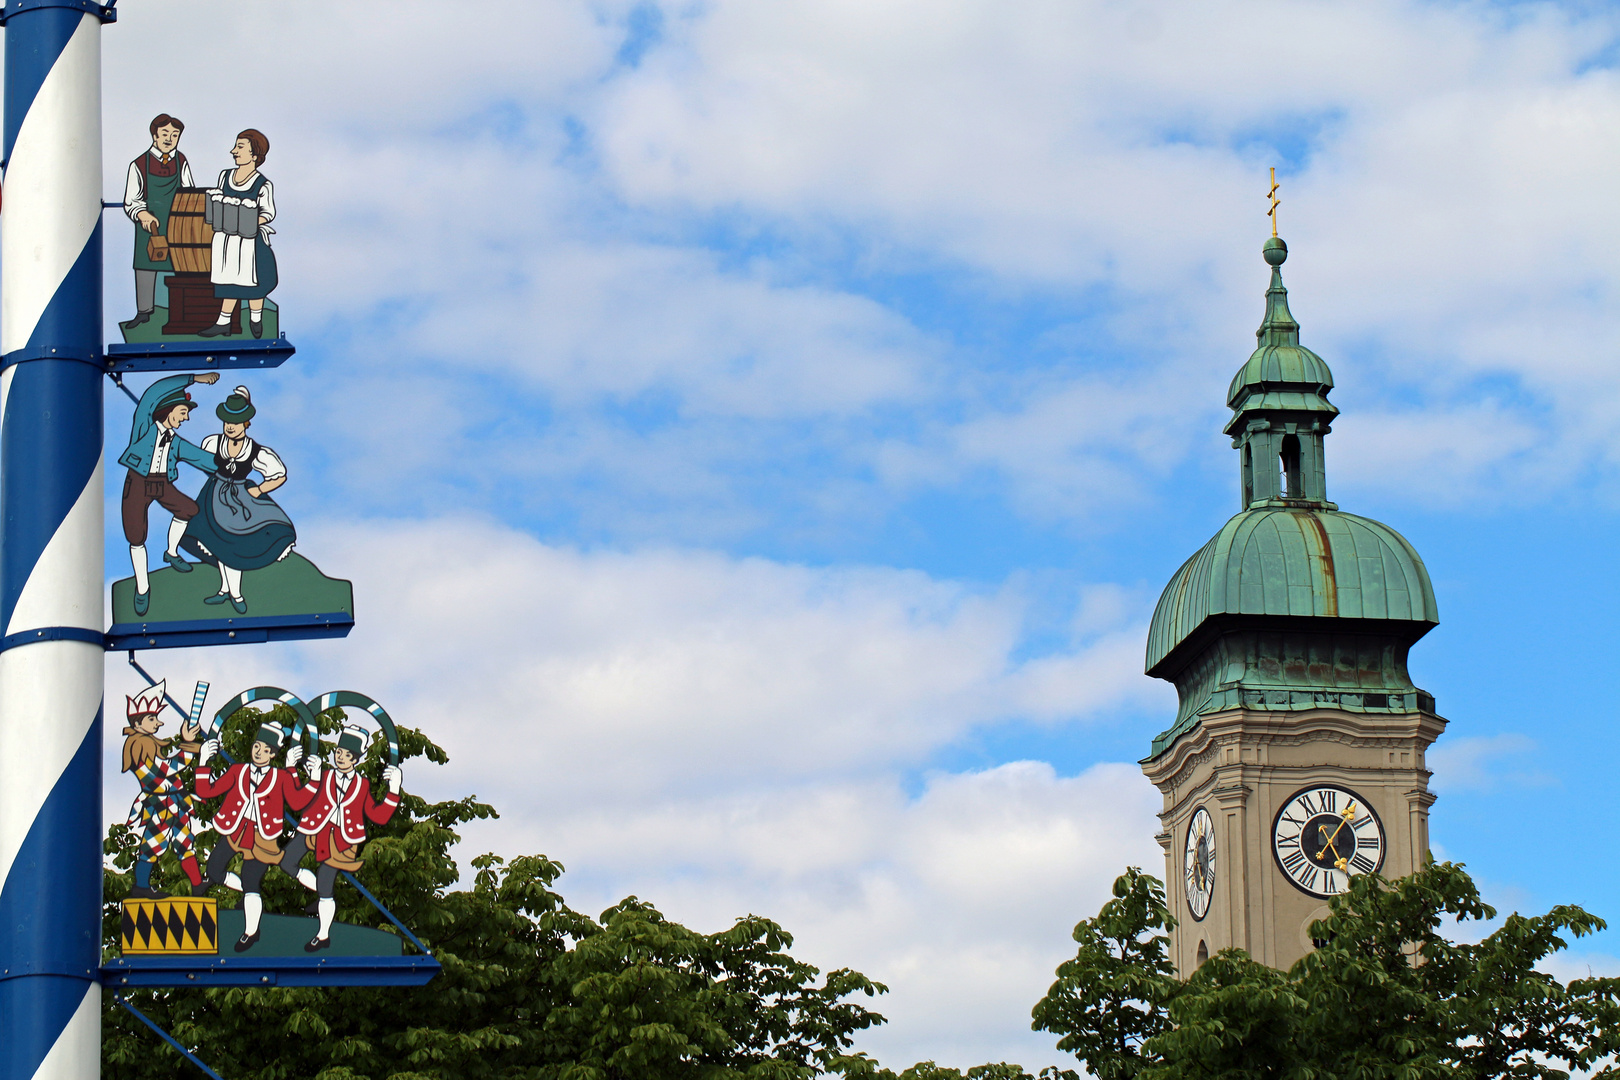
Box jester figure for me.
[195,719,316,952]
[121,681,206,898]
[280,722,403,952]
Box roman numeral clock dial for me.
[1271,785,1385,898]
[1184,807,1216,921]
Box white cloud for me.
[1427,733,1555,794]
[530,761,1164,1071]
[94,0,1620,524]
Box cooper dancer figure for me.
[118,371,220,614]
[121,113,194,331]
[282,723,402,951]
[195,720,315,952]
[121,682,207,898]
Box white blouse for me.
[202,434,286,480]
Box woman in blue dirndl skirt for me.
[179,386,295,613]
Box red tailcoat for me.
[295,770,398,862]
[197,762,315,844]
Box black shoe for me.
[303,935,331,953]
[127,885,170,900]
[304,899,320,916]
[120,310,153,330]
[233,930,260,953]
[250,320,263,338]
[197,322,230,337]
[191,882,212,897]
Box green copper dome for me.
[1143,237,1438,760]
[1146,507,1439,676]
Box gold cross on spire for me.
[1268,167,1280,238]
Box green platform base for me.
[215,909,401,958]
[111,552,353,625]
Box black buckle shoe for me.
[233,930,260,953]
[197,323,230,337]
[127,885,171,900]
[303,935,331,953]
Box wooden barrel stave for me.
[165,187,212,275]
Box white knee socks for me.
[130,545,149,594]
[297,868,317,892]
[243,892,263,936]
[220,564,244,600]
[166,516,186,558]
[316,898,335,942]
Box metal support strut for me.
[112,995,224,1080]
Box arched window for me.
[1196,939,1209,967]
[1280,434,1302,499]
[1242,443,1254,507]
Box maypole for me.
[0,2,116,1079]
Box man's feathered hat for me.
[127,681,166,720]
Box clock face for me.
[1183,807,1216,921]
[1271,784,1385,898]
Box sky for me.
[65,0,1620,1069]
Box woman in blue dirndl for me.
[198,128,277,339]
[179,386,295,613]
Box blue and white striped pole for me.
[0,3,115,1079]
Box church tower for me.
[1141,234,1446,976]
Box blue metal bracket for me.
[108,370,140,405]
[107,611,354,651]
[340,871,433,955]
[0,344,102,370]
[0,0,117,26]
[115,993,224,1078]
[104,338,295,374]
[0,624,104,654]
[113,993,225,1080]
[103,954,441,989]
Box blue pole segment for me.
[0,4,111,1080]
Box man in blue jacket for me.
[119,372,220,615]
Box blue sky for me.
[75,0,1620,1068]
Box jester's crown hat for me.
[127,681,166,719]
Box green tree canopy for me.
[1033,862,1620,1080]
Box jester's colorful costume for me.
[122,681,205,897]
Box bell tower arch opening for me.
[1280,434,1301,498]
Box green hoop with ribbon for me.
[310,691,400,766]
[205,685,316,760]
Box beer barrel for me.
[165,188,212,274]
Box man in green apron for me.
[121,113,195,331]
